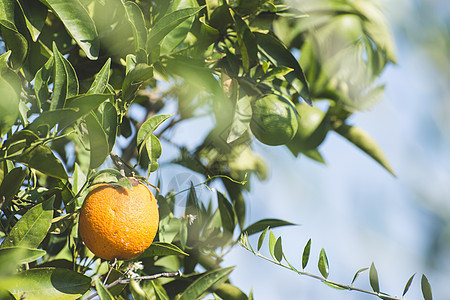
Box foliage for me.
[0,0,429,299]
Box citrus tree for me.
[0,0,433,299]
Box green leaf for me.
[96,280,114,300]
[1,196,54,249]
[233,12,258,72]
[421,274,432,300]
[11,143,68,180]
[121,63,153,103]
[0,20,28,69]
[124,1,147,51]
[322,281,346,290]
[16,0,48,41]
[137,114,172,150]
[40,0,99,59]
[0,247,46,264]
[236,0,259,16]
[302,238,311,269]
[51,43,79,110]
[334,123,395,176]
[151,280,169,300]
[351,267,369,285]
[217,191,236,233]
[268,231,276,260]
[402,273,415,296]
[143,134,162,173]
[160,0,198,54]
[33,55,54,109]
[227,95,252,143]
[85,113,110,169]
[369,262,379,293]
[27,93,110,134]
[88,169,131,190]
[257,226,269,251]
[139,242,188,257]
[254,32,310,103]
[7,268,91,299]
[214,283,248,300]
[242,218,296,236]
[146,6,204,49]
[178,267,235,300]
[318,248,329,279]
[87,58,111,94]
[164,56,221,94]
[97,102,118,153]
[0,167,28,210]
[274,236,283,262]
[0,75,20,135]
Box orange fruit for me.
[78,178,159,260]
[250,94,298,146]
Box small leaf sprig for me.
[239,229,433,300]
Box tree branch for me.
[85,270,181,300]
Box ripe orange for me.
[78,178,159,260]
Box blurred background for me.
[137,0,450,299]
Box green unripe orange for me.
[250,94,298,146]
[287,103,330,154]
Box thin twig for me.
[85,270,181,300]
[240,240,402,300]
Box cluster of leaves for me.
[0,0,427,299]
[240,230,434,300]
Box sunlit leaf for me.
[85,113,109,169]
[11,143,68,179]
[274,236,283,262]
[302,238,311,269]
[33,55,54,109]
[50,43,79,110]
[214,282,248,300]
[0,167,28,210]
[137,114,172,150]
[139,242,188,257]
[421,275,432,300]
[268,231,276,260]
[1,197,54,249]
[16,0,48,41]
[369,262,379,293]
[7,268,91,299]
[96,280,114,300]
[351,267,369,285]
[233,12,258,71]
[0,75,20,135]
[0,20,28,69]
[122,63,153,103]
[255,32,310,103]
[160,0,198,54]
[257,226,269,251]
[242,218,296,236]
[227,95,252,143]
[87,58,111,94]
[0,247,46,265]
[147,6,204,49]
[402,273,415,296]
[178,267,235,300]
[217,191,236,233]
[88,169,131,189]
[318,248,329,279]
[124,1,147,51]
[40,0,99,59]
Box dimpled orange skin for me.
[78,178,159,260]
